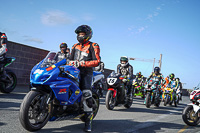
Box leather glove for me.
[79,61,86,67]
[69,60,79,67]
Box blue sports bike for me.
[19,52,99,132]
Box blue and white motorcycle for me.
[19,52,99,132]
[92,71,105,97]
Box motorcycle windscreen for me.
[40,51,66,68]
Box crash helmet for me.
[120,56,129,67]
[75,25,93,43]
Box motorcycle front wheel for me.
[145,93,151,108]
[19,91,51,131]
[182,105,200,126]
[105,90,116,110]
[0,70,17,93]
[164,94,169,106]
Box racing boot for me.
[84,112,93,132]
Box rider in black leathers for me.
[0,32,8,80]
[117,56,133,99]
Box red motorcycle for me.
[105,71,133,110]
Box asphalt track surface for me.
[0,86,200,133]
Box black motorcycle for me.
[145,80,161,108]
[0,57,17,93]
[105,71,133,110]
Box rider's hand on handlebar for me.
[69,60,86,67]
[69,60,80,67]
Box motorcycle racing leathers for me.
[69,41,100,113]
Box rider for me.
[117,56,133,99]
[168,73,176,88]
[69,25,100,132]
[164,76,169,88]
[175,77,182,100]
[135,72,144,86]
[144,67,165,104]
[56,43,70,63]
[0,32,8,80]
[134,72,145,97]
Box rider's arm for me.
[69,43,79,61]
[127,65,133,80]
[117,64,121,74]
[160,74,166,85]
[147,73,153,82]
[0,33,7,56]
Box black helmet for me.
[175,78,180,82]
[169,73,175,80]
[154,67,160,74]
[75,25,93,43]
[120,56,129,67]
[60,43,68,53]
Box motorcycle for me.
[19,52,99,132]
[105,71,133,110]
[92,71,105,97]
[0,57,17,93]
[163,83,178,107]
[145,79,161,108]
[132,79,145,98]
[163,87,177,107]
[182,88,200,126]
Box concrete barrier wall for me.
[6,41,49,85]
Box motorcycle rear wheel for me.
[80,92,100,122]
[124,94,133,109]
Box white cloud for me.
[138,27,145,33]
[82,14,94,21]
[24,37,43,44]
[147,14,153,22]
[128,26,147,35]
[41,10,74,26]
[154,12,159,16]
[128,26,135,31]
[156,7,161,10]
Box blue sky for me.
[1,0,200,89]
